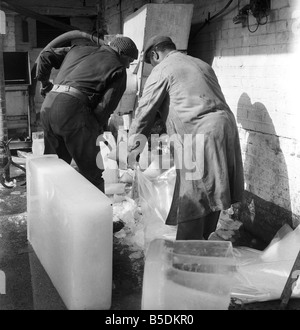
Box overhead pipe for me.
[38,30,105,51]
[29,30,106,123]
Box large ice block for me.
[142,239,237,310]
[26,155,113,310]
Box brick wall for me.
[188,0,300,241]
[105,0,300,242]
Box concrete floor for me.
[1,163,300,311]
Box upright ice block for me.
[142,239,237,310]
[26,155,113,310]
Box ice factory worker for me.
[127,35,244,240]
[36,36,139,193]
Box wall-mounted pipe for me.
[190,0,235,40]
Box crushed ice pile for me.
[112,196,145,258]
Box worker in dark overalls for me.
[36,36,139,193]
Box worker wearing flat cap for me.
[37,36,139,193]
[128,35,244,240]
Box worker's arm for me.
[36,47,72,82]
[36,47,72,96]
[93,69,127,127]
[128,70,169,156]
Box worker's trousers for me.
[40,91,104,192]
[176,211,221,240]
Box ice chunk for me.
[231,225,300,304]
[26,155,113,310]
[142,239,237,310]
[105,183,126,195]
[32,131,45,156]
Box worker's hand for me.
[40,81,53,98]
[127,149,140,170]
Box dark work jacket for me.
[36,45,127,125]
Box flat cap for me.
[110,36,139,60]
[144,35,174,63]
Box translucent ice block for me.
[142,239,237,310]
[26,155,113,310]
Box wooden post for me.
[0,6,9,181]
[280,250,300,310]
[96,0,107,43]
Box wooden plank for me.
[280,250,300,310]
[30,7,96,17]
[9,141,32,150]
[0,10,6,34]
[2,1,79,31]
[3,0,97,17]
